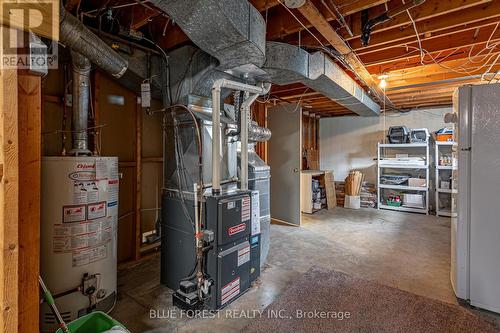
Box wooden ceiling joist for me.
[349,0,500,51]
[295,0,388,105]
[347,0,491,39]
[265,0,387,40]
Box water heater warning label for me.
[87,201,107,220]
[62,205,86,223]
[53,218,113,253]
[72,245,107,267]
[221,277,240,305]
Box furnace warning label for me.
[237,245,250,267]
[241,196,251,222]
[72,245,107,267]
[221,277,240,305]
[251,191,260,236]
[62,205,86,223]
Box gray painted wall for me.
[319,107,452,183]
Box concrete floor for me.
[112,207,500,332]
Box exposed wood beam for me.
[0,50,19,332]
[385,78,482,94]
[350,0,500,51]
[338,0,388,16]
[398,99,453,108]
[367,47,500,73]
[250,0,280,12]
[266,0,386,40]
[385,56,500,80]
[359,25,500,66]
[356,18,500,58]
[296,0,350,53]
[130,9,161,30]
[296,0,388,105]
[384,65,500,87]
[348,0,490,38]
[18,74,41,333]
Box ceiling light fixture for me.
[378,74,389,89]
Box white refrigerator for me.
[450,83,500,313]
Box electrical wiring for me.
[141,36,173,105]
[376,22,499,79]
[276,0,326,48]
[405,7,424,65]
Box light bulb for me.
[379,79,387,89]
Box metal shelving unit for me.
[435,141,457,217]
[377,142,430,214]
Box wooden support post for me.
[0,61,19,332]
[135,100,142,261]
[18,74,41,333]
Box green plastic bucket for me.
[55,311,128,333]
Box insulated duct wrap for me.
[60,6,128,78]
[70,51,91,155]
[249,123,271,142]
[263,42,380,116]
[149,0,266,72]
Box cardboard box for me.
[403,194,424,208]
[441,181,450,189]
[408,178,426,187]
[344,195,361,209]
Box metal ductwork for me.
[60,5,128,78]
[70,51,91,155]
[263,42,380,116]
[152,0,379,116]
[149,0,266,74]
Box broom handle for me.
[39,276,71,333]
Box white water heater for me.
[41,156,119,332]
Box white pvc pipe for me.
[211,79,271,194]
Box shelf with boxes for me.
[377,140,430,215]
[435,141,457,217]
[300,170,335,214]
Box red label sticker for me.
[228,223,246,236]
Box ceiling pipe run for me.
[60,4,128,78]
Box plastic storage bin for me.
[55,311,129,333]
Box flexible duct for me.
[70,51,91,155]
[60,5,128,78]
